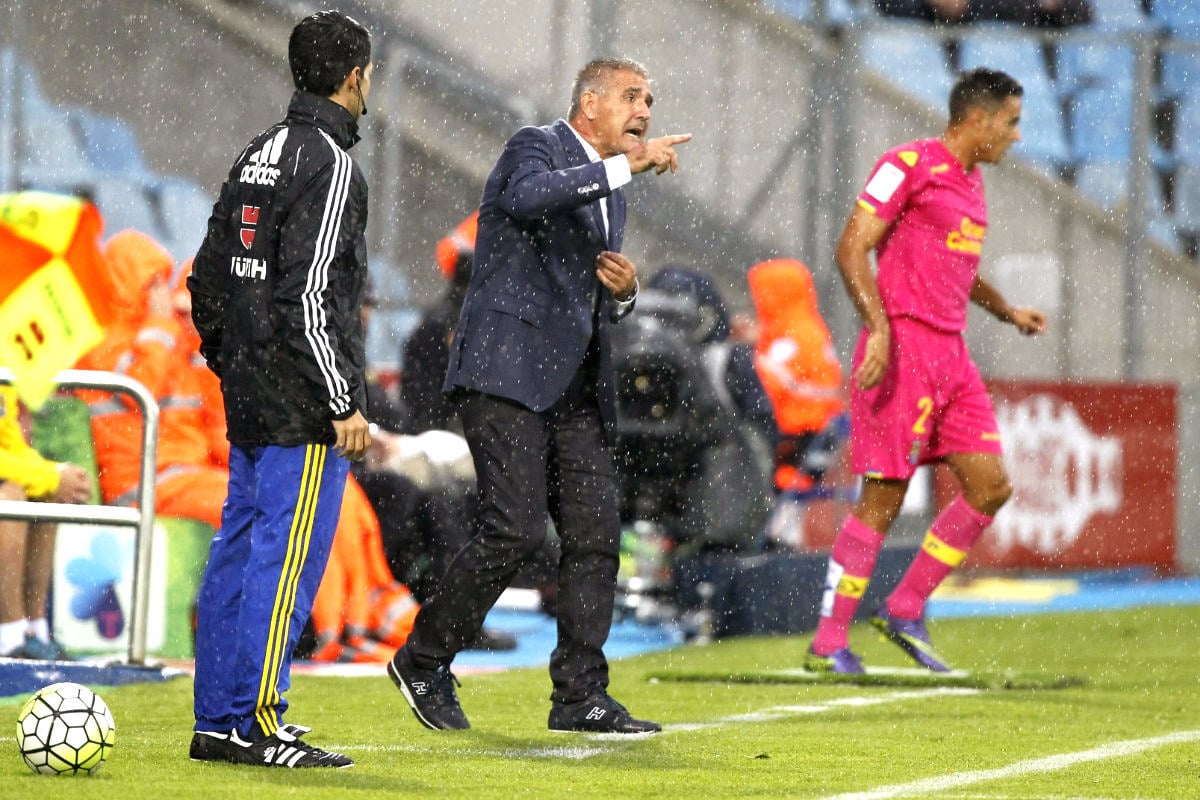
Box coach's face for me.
[584,69,654,159]
[976,95,1022,164]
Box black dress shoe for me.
[548,692,661,734]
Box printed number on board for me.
[12,319,47,362]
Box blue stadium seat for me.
[1152,0,1200,38]
[1056,40,1135,99]
[154,176,214,262]
[17,103,96,192]
[1088,0,1157,31]
[1070,84,1136,161]
[1174,91,1200,165]
[69,109,154,179]
[1073,160,1130,209]
[958,28,1071,168]
[91,175,164,240]
[1175,164,1200,233]
[763,0,857,25]
[1160,42,1200,102]
[861,25,955,111]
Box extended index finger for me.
[663,133,693,145]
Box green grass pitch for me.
[1,605,1197,799]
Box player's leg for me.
[806,477,907,672]
[885,451,1009,622]
[875,351,1008,671]
[193,446,255,734]
[0,481,30,656]
[23,521,58,654]
[807,323,921,673]
[230,443,348,740]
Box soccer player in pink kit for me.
[805,68,1047,674]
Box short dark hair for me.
[948,68,1023,123]
[288,10,371,96]
[568,57,650,119]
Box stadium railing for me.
[0,368,159,667]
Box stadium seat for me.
[1174,164,1200,233]
[763,0,857,25]
[1174,91,1200,165]
[958,28,1071,168]
[17,103,96,193]
[1160,43,1200,103]
[154,176,214,262]
[1056,40,1135,99]
[69,109,154,179]
[1070,84,1136,161]
[1073,160,1130,209]
[1088,0,1156,31]
[860,25,955,112]
[1152,0,1200,38]
[91,174,165,240]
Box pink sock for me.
[811,516,885,655]
[887,495,992,620]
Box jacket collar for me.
[553,119,589,166]
[286,91,361,149]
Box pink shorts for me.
[850,317,1001,480]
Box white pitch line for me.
[338,688,979,759]
[818,729,1200,800]
[647,688,980,735]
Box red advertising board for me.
[935,381,1177,571]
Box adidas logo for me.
[239,128,288,186]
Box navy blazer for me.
[444,119,633,441]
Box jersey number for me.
[912,396,933,434]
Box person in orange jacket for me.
[747,258,847,494]
[76,231,229,527]
[308,473,420,662]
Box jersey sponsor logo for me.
[231,256,267,281]
[239,128,288,187]
[864,161,905,203]
[946,216,986,255]
[240,205,260,250]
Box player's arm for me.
[969,275,1047,336]
[835,205,892,389]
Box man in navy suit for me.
[389,57,690,734]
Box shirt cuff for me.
[612,278,638,312]
[603,155,632,190]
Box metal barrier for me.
[0,368,158,665]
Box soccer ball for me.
[15,682,116,775]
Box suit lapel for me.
[607,192,624,251]
[553,119,609,246]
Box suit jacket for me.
[444,119,633,441]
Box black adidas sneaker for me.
[190,724,353,768]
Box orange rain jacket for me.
[75,230,180,504]
[747,259,845,437]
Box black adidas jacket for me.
[189,91,369,446]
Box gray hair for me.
[568,57,650,118]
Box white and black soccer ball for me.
[15,682,116,775]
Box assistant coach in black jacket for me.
[389,57,690,734]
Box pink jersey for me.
[856,138,986,333]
